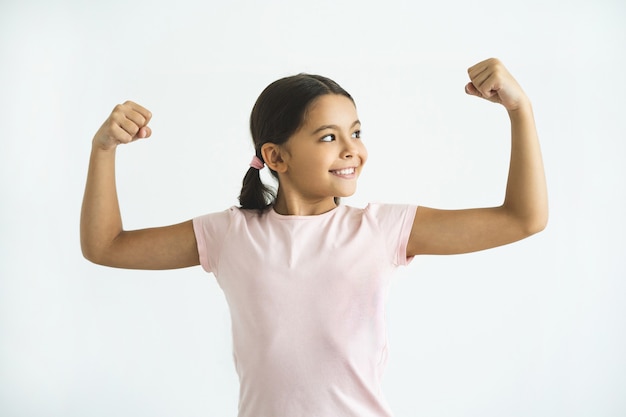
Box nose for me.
[340,137,358,159]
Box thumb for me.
[136,126,152,139]
[464,82,483,98]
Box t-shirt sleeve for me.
[192,208,234,274]
[365,203,418,266]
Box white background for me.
[1,0,625,416]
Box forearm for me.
[80,144,123,263]
[502,101,548,233]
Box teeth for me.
[333,168,355,175]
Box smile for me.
[330,167,356,176]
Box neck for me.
[273,191,337,216]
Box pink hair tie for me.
[249,155,265,170]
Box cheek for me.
[299,154,326,175]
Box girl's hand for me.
[465,58,529,112]
[93,101,152,150]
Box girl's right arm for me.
[80,101,200,270]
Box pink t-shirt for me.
[193,203,417,417]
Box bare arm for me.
[80,101,199,269]
[407,58,548,256]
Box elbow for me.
[81,242,104,266]
[81,231,130,268]
[502,199,548,238]
[80,237,111,267]
[521,211,548,237]
[80,228,122,267]
[526,219,547,237]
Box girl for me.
[81,58,548,417]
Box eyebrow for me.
[311,120,361,135]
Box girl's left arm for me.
[407,58,548,256]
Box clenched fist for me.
[465,58,529,112]
[93,101,152,150]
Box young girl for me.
[81,58,548,417]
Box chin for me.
[335,188,357,198]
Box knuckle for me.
[112,103,126,117]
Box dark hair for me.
[238,73,354,211]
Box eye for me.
[351,130,361,139]
[320,134,335,142]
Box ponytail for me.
[239,165,275,211]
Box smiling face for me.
[263,94,368,214]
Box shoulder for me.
[194,205,266,222]
[192,206,247,234]
[334,203,417,236]
[193,206,285,237]
[362,202,418,221]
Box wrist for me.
[91,139,118,155]
[507,98,533,119]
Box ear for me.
[261,143,288,173]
